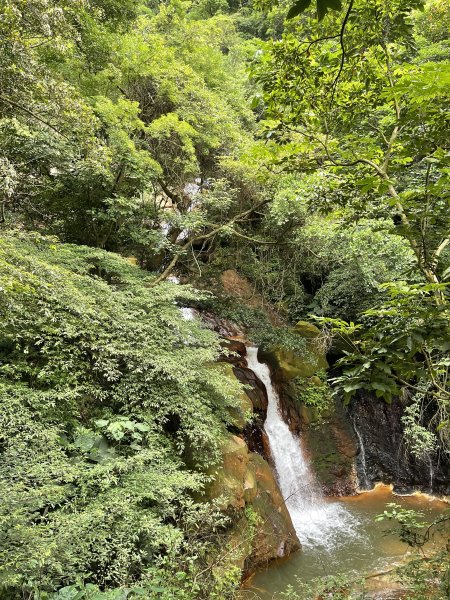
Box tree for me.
[252,0,450,298]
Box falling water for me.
[427,453,434,492]
[246,346,361,550]
[353,421,371,491]
[180,307,196,320]
[167,276,197,321]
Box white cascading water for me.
[246,346,361,550]
[352,420,371,491]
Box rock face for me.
[201,311,245,338]
[246,453,300,569]
[205,434,300,570]
[348,392,450,495]
[232,366,268,412]
[256,321,358,496]
[302,399,358,496]
[259,321,328,381]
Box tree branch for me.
[150,199,270,286]
[0,94,72,142]
[329,0,354,107]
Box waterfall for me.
[427,453,434,492]
[352,421,371,491]
[167,276,196,321]
[246,346,360,550]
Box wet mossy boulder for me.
[260,321,328,382]
[206,435,250,510]
[246,454,300,567]
[205,435,300,569]
[302,399,358,496]
[294,320,323,339]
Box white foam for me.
[246,346,362,551]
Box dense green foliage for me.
[248,0,450,464]
[0,231,243,598]
[1,0,449,597]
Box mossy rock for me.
[246,454,300,565]
[294,320,322,339]
[205,438,300,570]
[205,435,249,509]
[269,345,328,381]
[213,362,253,430]
[303,400,358,496]
[261,320,328,381]
[216,516,252,574]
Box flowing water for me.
[352,418,371,491]
[246,346,361,550]
[244,346,448,599]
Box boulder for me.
[259,321,328,382]
[220,270,265,310]
[206,435,250,510]
[245,454,300,569]
[204,435,300,572]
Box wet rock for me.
[232,366,268,412]
[245,453,300,570]
[304,409,358,496]
[204,434,300,572]
[348,391,450,495]
[242,417,271,461]
[201,311,245,337]
[206,435,250,510]
[219,338,247,366]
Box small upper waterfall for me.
[352,420,371,491]
[246,346,361,550]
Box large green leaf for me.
[287,0,312,19]
[287,0,343,20]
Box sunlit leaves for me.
[0,231,242,597]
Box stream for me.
[243,346,448,599]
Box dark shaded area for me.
[348,392,450,495]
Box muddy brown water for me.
[241,485,449,600]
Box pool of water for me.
[242,485,449,599]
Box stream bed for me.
[243,346,449,599]
[244,485,448,599]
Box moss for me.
[212,362,253,430]
[205,435,249,509]
[262,320,329,381]
[302,400,358,495]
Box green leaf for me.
[287,0,312,20]
[134,423,150,432]
[317,0,342,21]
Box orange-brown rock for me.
[245,454,300,569]
[205,435,300,571]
